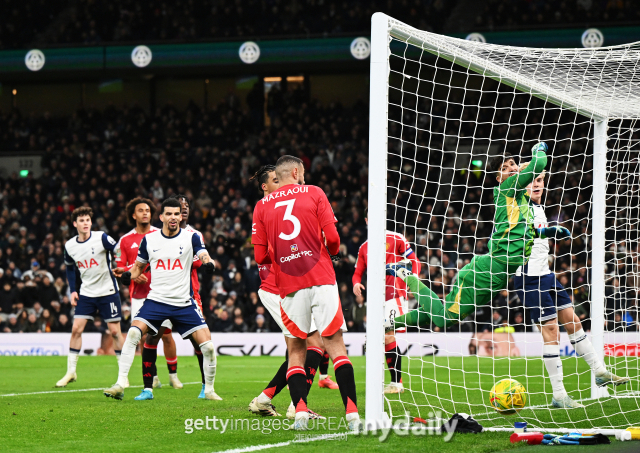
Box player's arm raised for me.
[502,142,548,191]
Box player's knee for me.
[127,327,142,346]
[199,340,214,358]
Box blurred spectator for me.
[52,313,72,333]
[4,313,21,332]
[251,314,270,333]
[212,310,232,332]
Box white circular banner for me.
[465,33,487,43]
[350,37,371,60]
[25,49,45,71]
[239,41,261,64]
[581,28,604,48]
[131,45,153,68]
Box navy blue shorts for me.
[75,293,122,323]
[514,273,573,323]
[133,299,207,338]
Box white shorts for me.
[385,297,407,333]
[258,289,317,336]
[132,298,173,330]
[279,284,347,339]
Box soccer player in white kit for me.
[514,171,629,408]
[104,198,220,401]
[56,207,125,387]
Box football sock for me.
[166,356,178,375]
[200,340,217,393]
[333,356,358,415]
[68,348,80,374]
[319,350,330,378]
[305,346,323,393]
[569,328,606,374]
[385,341,402,383]
[393,274,443,328]
[543,344,566,399]
[261,359,288,402]
[194,348,205,384]
[286,366,308,414]
[142,343,157,390]
[117,327,141,387]
[114,350,121,365]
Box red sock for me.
[334,356,358,414]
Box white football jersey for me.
[516,203,551,277]
[64,231,119,297]
[137,228,207,306]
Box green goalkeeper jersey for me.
[488,149,547,267]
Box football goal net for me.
[366,12,640,434]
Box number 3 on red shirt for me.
[275,199,300,240]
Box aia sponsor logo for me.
[604,343,640,356]
[155,259,184,270]
[77,258,99,269]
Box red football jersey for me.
[185,224,203,306]
[258,243,279,295]
[115,226,158,299]
[352,231,421,301]
[252,184,337,298]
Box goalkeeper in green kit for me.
[387,142,569,330]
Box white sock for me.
[257,392,272,404]
[319,374,328,380]
[569,329,605,374]
[169,373,177,378]
[116,327,141,387]
[67,350,80,374]
[543,344,566,400]
[200,340,217,393]
[144,388,153,392]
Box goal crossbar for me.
[388,18,640,120]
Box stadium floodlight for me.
[367,12,640,435]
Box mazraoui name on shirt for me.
[136,228,207,306]
[64,231,119,297]
[516,203,551,277]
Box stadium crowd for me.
[5,0,637,51]
[1,82,638,337]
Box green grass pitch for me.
[0,355,637,453]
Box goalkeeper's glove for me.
[536,226,571,240]
[121,271,132,286]
[531,142,548,153]
[202,262,215,275]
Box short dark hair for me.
[275,155,303,180]
[168,193,191,209]
[125,197,156,227]
[160,197,182,214]
[250,165,276,187]
[71,206,93,222]
[488,152,515,175]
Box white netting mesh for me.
[377,18,640,431]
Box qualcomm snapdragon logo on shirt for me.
[280,250,312,263]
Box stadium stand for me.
[1,83,637,335]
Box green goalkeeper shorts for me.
[444,255,516,321]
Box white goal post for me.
[366,12,640,433]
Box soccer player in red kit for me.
[133,194,208,400]
[115,198,182,388]
[353,209,421,394]
[248,165,330,419]
[252,155,360,431]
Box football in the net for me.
[489,379,527,415]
